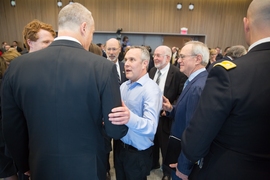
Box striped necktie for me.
[156,70,161,85]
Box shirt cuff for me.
[177,151,194,176]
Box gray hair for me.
[157,45,172,59]
[58,3,94,32]
[129,46,150,63]
[105,38,121,48]
[225,45,247,60]
[185,41,209,66]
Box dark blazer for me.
[1,40,128,180]
[16,46,22,53]
[182,42,270,180]
[102,50,107,58]
[0,80,17,178]
[169,70,208,175]
[149,65,187,135]
[170,70,208,138]
[118,60,128,84]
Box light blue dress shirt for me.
[120,73,163,150]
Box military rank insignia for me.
[214,60,237,70]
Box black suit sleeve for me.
[1,70,30,173]
[102,64,128,139]
[0,81,18,178]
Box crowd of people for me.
[1,0,270,180]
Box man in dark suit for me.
[215,46,223,60]
[1,3,128,180]
[149,45,187,180]
[105,38,128,84]
[181,0,270,179]
[162,41,209,180]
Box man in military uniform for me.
[180,0,270,179]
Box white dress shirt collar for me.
[248,37,270,51]
[54,36,81,45]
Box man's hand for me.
[162,96,173,112]
[24,171,30,176]
[108,101,130,125]
[170,163,189,180]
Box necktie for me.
[115,64,121,84]
[156,70,161,85]
[183,79,189,90]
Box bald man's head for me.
[244,0,270,46]
[105,38,121,63]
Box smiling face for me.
[153,46,170,70]
[124,48,148,83]
[178,44,199,77]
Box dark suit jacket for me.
[149,65,187,134]
[182,42,270,180]
[0,80,17,178]
[16,46,22,53]
[169,70,208,175]
[1,40,128,180]
[118,60,128,84]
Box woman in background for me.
[206,48,217,69]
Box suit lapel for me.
[149,68,157,79]
[119,61,126,84]
[163,65,174,97]
[175,71,207,106]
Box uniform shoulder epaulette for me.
[213,60,236,70]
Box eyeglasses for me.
[178,54,197,59]
[153,54,167,58]
[106,48,119,52]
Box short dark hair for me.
[122,36,128,42]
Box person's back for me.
[181,0,270,179]
[1,3,127,180]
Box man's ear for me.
[243,17,250,34]
[27,39,32,49]
[80,22,87,36]
[142,60,149,70]
[196,54,203,65]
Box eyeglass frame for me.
[152,54,169,58]
[178,54,197,59]
[106,47,120,52]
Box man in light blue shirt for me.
[109,46,162,180]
